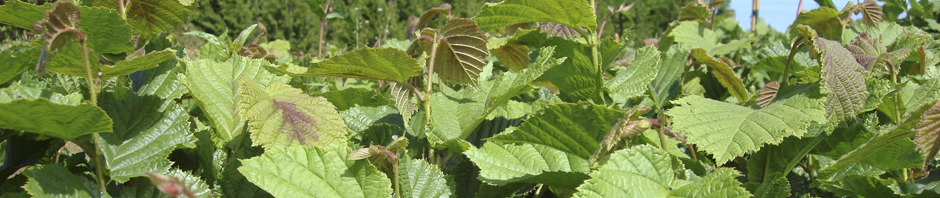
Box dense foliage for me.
[2,0,940,197]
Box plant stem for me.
[424,34,440,133]
[81,39,107,191]
[318,0,332,59]
[393,163,401,198]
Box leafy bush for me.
[2,0,940,197]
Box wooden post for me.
[751,0,760,31]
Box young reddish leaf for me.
[34,1,83,52]
[915,101,940,168]
[433,18,489,88]
[813,36,869,125]
[757,81,781,108]
[539,22,582,39]
[414,3,452,31]
[858,0,884,26]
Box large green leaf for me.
[399,157,454,198]
[789,7,843,41]
[0,44,39,84]
[665,84,827,165]
[237,145,393,198]
[816,175,899,198]
[426,49,562,144]
[310,88,390,111]
[0,1,132,54]
[0,0,48,29]
[746,136,823,197]
[650,45,691,108]
[23,165,105,198]
[813,115,922,173]
[0,99,111,140]
[238,78,348,147]
[120,169,212,198]
[669,168,752,198]
[271,48,421,84]
[573,145,675,198]
[464,141,590,187]
[133,58,187,100]
[811,36,869,125]
[98,92,195,183]
[605,46,659,104]
[669,21,749,56]
[431,18,489,88]
[689,48,749,102]
[817,103,933,179]
[574,145,749,197]
[536,38,601,102]
[488,102,623,160]
[122,0,194,36]
[100,49,176,79]
[178,55,282,144]
[473,0,596,32]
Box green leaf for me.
[814,116,922,172]
[0,99,111,140]
[23,165,105,198]
[0,83,82,105]
[689,48,749,103]
[492,43,529,71]
[238,145,393,198]
[488,102,623,160]
[428,92,483,144]
[816,175,899,198]
[906,79,940,112]
[123,0,194,36]
[665,84,827,165]
[669,168,751,198]
[473,0,596,32]
[605,46,659,104]
[669,21,750,56]
[810,36,869,125]
[650,45,691,108]
[0,44,39,84]
[79,5,134,55]
[341,106,402,135]
[123,169,212,198]
[310,88,390,111]
[789,7,843,41]
[817,103,934,179]
[178,55,282,144]
[134,58,188,100]
[271,48,421,84]
[0,0,48,29]
[746,136,823,196]
[915,101,940,167]
[100,49,176,79]
[573,145,675,197]
[464,141,590,187]
[536,38,601,102]
[237,78,348,147]
[98,92,195,183]
[400,157,454,198]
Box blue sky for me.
[728,0,863,31]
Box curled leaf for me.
[757,81,780,108]
[415,3,451,31]
[858,0,883,26]
[590,105,652,164]
[34,1,83,52]
[915,101,940,168]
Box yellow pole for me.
[751,0,760,31]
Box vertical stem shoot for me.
[82,38,107,191]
